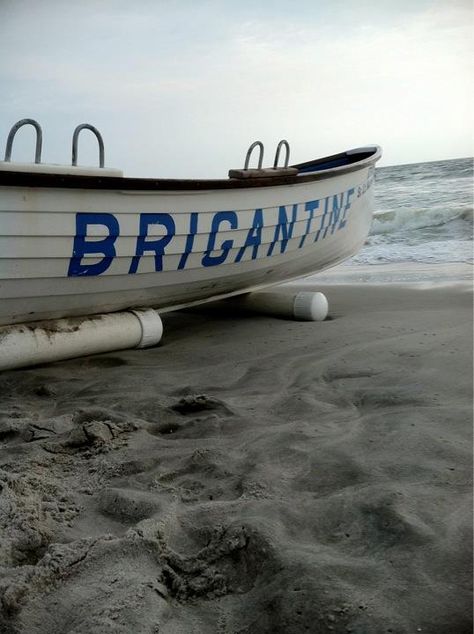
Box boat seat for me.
[228,167,298,179]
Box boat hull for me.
[0,152,378,326]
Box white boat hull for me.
[0,150,379,326]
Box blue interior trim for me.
[298,157,350,173]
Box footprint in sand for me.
[97,487,160,523]
[42,407,137,455]
[171,394,230,415]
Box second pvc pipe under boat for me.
[224,290,329,321]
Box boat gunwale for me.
[0,146,381,191]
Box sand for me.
[0,266,472,634]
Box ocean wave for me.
[370,205,473,235]
[356,158,473,266]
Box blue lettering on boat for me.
[314,197,330,242]
[267,204,298,256]
[235,208,263,262]
[202,211,238,267]
[338,188,355,229]
[68,212,118,277]
[129,213,175,274]
[178,212,198,270]
[67,182,366,277]
[299,199,319,248]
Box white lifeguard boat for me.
[0,119,381,368]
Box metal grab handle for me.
[4,118,43,163]
[72,123,105,167]
[273,139,290,168]
[244,141,264,170]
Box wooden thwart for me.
[228,167,298,179]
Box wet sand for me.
[0,270,472,633]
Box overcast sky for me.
[0,0,472,177]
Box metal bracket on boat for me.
[72,123,105,167]
[244,141,264,170]
[4,119,43,163]
[273,139,290,168]
[228,139,297,179]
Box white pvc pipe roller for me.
[235,290,329,321]
[0,308,163,371]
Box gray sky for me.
[0,0,472,177]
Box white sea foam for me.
[352,239,473,265]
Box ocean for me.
[352,157,473,266]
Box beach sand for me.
[0,267,472,633]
